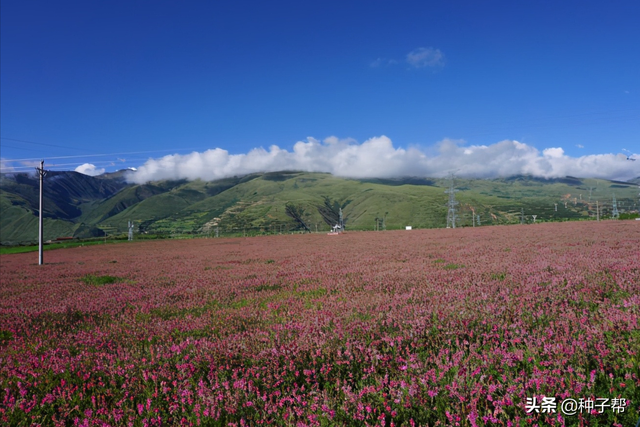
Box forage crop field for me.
[1,221,639,426]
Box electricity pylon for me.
[612,194,619,219]
[445,173,459,228]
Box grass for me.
[490,272,508,280]
[0,234,180,255]
[80,274,125,286]
[0,239,125,255]
[0,329,13,344]
[255,283,282,292]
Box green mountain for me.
[1,170,638,244]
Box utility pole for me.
[596,200,600,222]
[445,173,459,228]
[520,208,525,225]
[128,221,134,241]
[36,160,47,265]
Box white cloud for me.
[575,144,584,149]
[127,137,640,184]
[542,147,564,158]
[406,47,445,68]
[75,163,105,176]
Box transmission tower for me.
[35,160,48,265]
[612,194,619,219]
[128,221,134,241]
[445,173,459,228]
[520,208,525,224]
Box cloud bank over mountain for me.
[75,163,106,176]
[127,136,639,184]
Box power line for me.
[3,148,203,162]
[4,158,149,171]
[1,137,100,152]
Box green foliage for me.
[0,329,13,344]
[297,287,328,299]
[443,263,464,270]
[285,202,310,232]
[0,238,132,254]
[317,196,342,226]
[80,274,123,286]
[619,212,639,220]
[230,298,249,309]
[255,283,282,292]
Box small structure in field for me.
[406,226,412,230]
[328,224,342,235]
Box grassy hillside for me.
[2,171,638,244]
[0,195,77,243]
[95,172,640,236]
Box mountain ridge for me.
[1,170,638,244]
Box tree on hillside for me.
[285,203,311,232]
[317,196,349,229]
[317,196,340,226]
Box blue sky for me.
[1,0,639,180]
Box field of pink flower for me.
[1,221,639,426]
